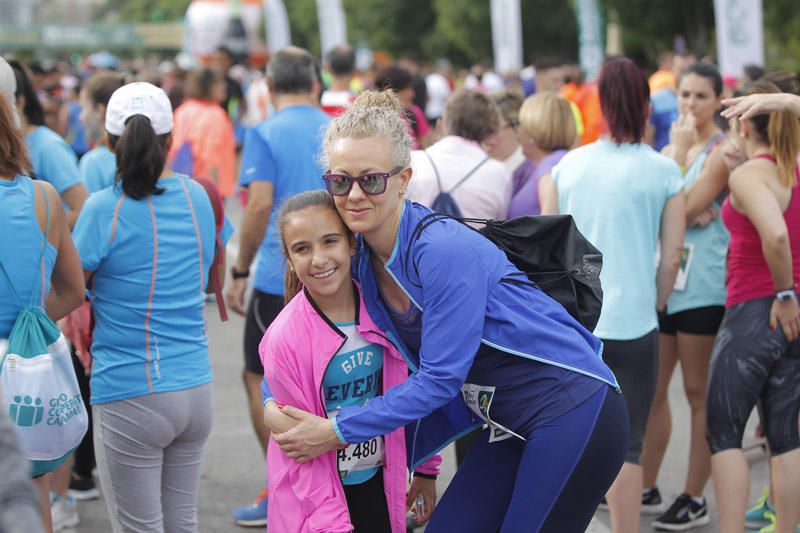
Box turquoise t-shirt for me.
[666,140,729,314]
[79,146,116,194]
[0,177,56,337]
[552,140,683,340]
[73,175,229,404]
[26,126,81,194]
[324,323,383,485]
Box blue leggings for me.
[427,385,628,533]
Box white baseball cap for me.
[105,82,173,136]
[0,57,20,128]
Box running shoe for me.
[746,484,775,529]
[642,486,666,515]
[652,493,709,531]
[757,511,800,533]
[597,487,664,513]
[51,493,80,532]
[233,487,268,527]
[68,474,100,501]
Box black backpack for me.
[408,212,603,331]
[423,151,489,218]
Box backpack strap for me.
[701,133,726,157]
[422,150,445,195]
[186,176,228,322]
[449,156,490,193]
[33,181,50,307]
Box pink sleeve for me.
[262,332,355,533]
[415,453,442,476]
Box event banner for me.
[264,0,291,53]
[713,0,764,77]
[316,0,348,57]
[490,0,523,73]
[576,0,604,80]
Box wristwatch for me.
[776,288,796,302]
[231,267,250,280]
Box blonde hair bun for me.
[351,90,404,114]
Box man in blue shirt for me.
[225,46,330,527]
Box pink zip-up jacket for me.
[260,284,440,533]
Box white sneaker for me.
[51,494,80,532]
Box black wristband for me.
[231,267,250,280]
[413,472,437,480]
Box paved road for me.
[68,200,771,532]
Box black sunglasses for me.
[322,166,404,196]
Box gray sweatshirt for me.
[0,402,44,533]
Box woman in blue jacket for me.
[273,90,628,532]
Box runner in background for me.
[425,59,453,128]
[321,45,357,117]
[512,91,576,218]
[561,64,603,146]
[707,81,800,533]
[78,72,124,193]
[0,58,84,532]
[642,62,730,531]
[375,65,432,149]
[484,90,525,173]
[8,60,88,228]
[545,57,686,533]
[169,68,237,198]
[72,82,227,533]
[225,47,330,528]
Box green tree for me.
[102,0,192,22]
[597,0,715,64]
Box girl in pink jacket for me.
[259,190,440,532]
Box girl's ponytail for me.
[746,81,800,187]
[283,267,303,305]
[108,115,167,200]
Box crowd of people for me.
[0,40,799,533]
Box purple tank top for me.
[507,149,568,218]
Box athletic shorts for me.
[243,289,284,375]
[658,305,725,336]
[706,296,800,455]
[601,329,659,464]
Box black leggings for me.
[601,330,659,464]
[343,470,391,533]
[706,296,800,455]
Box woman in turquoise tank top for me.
[641,63,733,529]
[0,78,85,533]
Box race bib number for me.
[673,243,695,292]
[327,411,384,478]
[460,383,524,443]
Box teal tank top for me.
[667,135,729,314]
[0,177,57,337]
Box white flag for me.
[490,0,523,73]
[714,0,764,78]
[264,0,291,53]
[576,0,604,81]
[316,0,348,57]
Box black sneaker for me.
[642,487,666,515]
[653,493,710,531]
[68,475,100,501]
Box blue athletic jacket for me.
[333,201,619,469]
